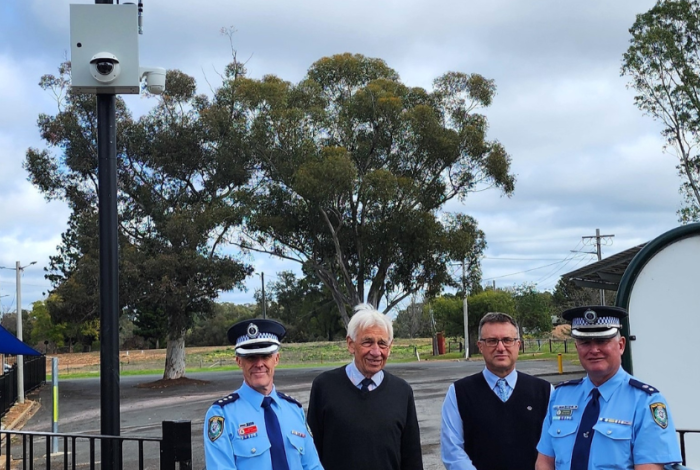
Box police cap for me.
[227,319,286,356]
[562,306,628,340]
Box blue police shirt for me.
[203,381,323,470]
[537,367,682,469]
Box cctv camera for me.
[90,52,121,83]
[139,67,166,95]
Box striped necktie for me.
[360,377,374,392]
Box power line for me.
[483,256,575,261]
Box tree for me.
[430,295,464,338]
[622,0,700,222]
[466,289,517,354]
[393,298,432,338]
[29,299,67,350]
[551,278,602,313]
[265,271,344,341]
[509,283,553,335]
[234,53,514,326]
[187,303,256,346]
[25,63,252,378]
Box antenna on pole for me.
[138,0,143,34]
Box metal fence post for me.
[52,357,59,452]
[161,420,192,470]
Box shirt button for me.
[557,430,561,434]
[251,448,256,454]
[607,430,612,435]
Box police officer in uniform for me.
[535,306,682,470]
[203,319,323,470]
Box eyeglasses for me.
[479,337,519,348]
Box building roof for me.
[561,243,647,291]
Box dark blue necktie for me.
[360,377,374,392]
[571,388,600,470]
[262,396,290,470]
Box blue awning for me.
[0,325,41,355]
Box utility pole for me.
[0,261,36,404]
[581,228,615,305]
[462,260,470,359]
[261,272,267,319]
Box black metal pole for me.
[97,91,120,470]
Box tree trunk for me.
[162,331,186,380]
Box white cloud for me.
[0,0,690,311]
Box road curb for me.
[535,369,585,378]
[1,399,41,431]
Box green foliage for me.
[393,300,432,338]
[24,63,253,375]
[467,289,517,335]
[509,283,553,335]
[622,0,700,222]
[265,271,345,342]
[187,303,256,346]
[236,53,512,325]
[430,295,464,337]
[29,300,66,348]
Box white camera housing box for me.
[70,4,140,94]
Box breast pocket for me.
[286,433,307,456]
[548,421,578,467]
[592,422,632,468]
[232,435,271,470]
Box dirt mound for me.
[135,377,209,389]
[552,324,571,339]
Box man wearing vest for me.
[441,312,551,470]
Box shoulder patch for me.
[277,391,302,408]
[208,416,225,442]
[629,379,660,395]
[555,378,583,388]
[213,393,240,407]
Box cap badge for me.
[247,323,259,338]
[583,309,597,324]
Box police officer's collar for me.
[238,381,277,408]
[582,366,627,402]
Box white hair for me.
[347,303,394,342]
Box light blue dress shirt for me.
[345,360,384,391]
[440,368,518,470]
[203,381,323,470]
[537,367,682,469]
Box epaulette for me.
[277,391,302,408]
[213,393,240,407]
[629,379,660,395]
[555,378,583,388]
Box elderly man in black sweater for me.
[307,304,423,470]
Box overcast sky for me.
[0,0,682,314]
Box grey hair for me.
[347,303,394,342]
[478,312,519,339]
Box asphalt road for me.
[19,358,584,469]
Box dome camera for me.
[90,52,121,83]
[139,67,166,95]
